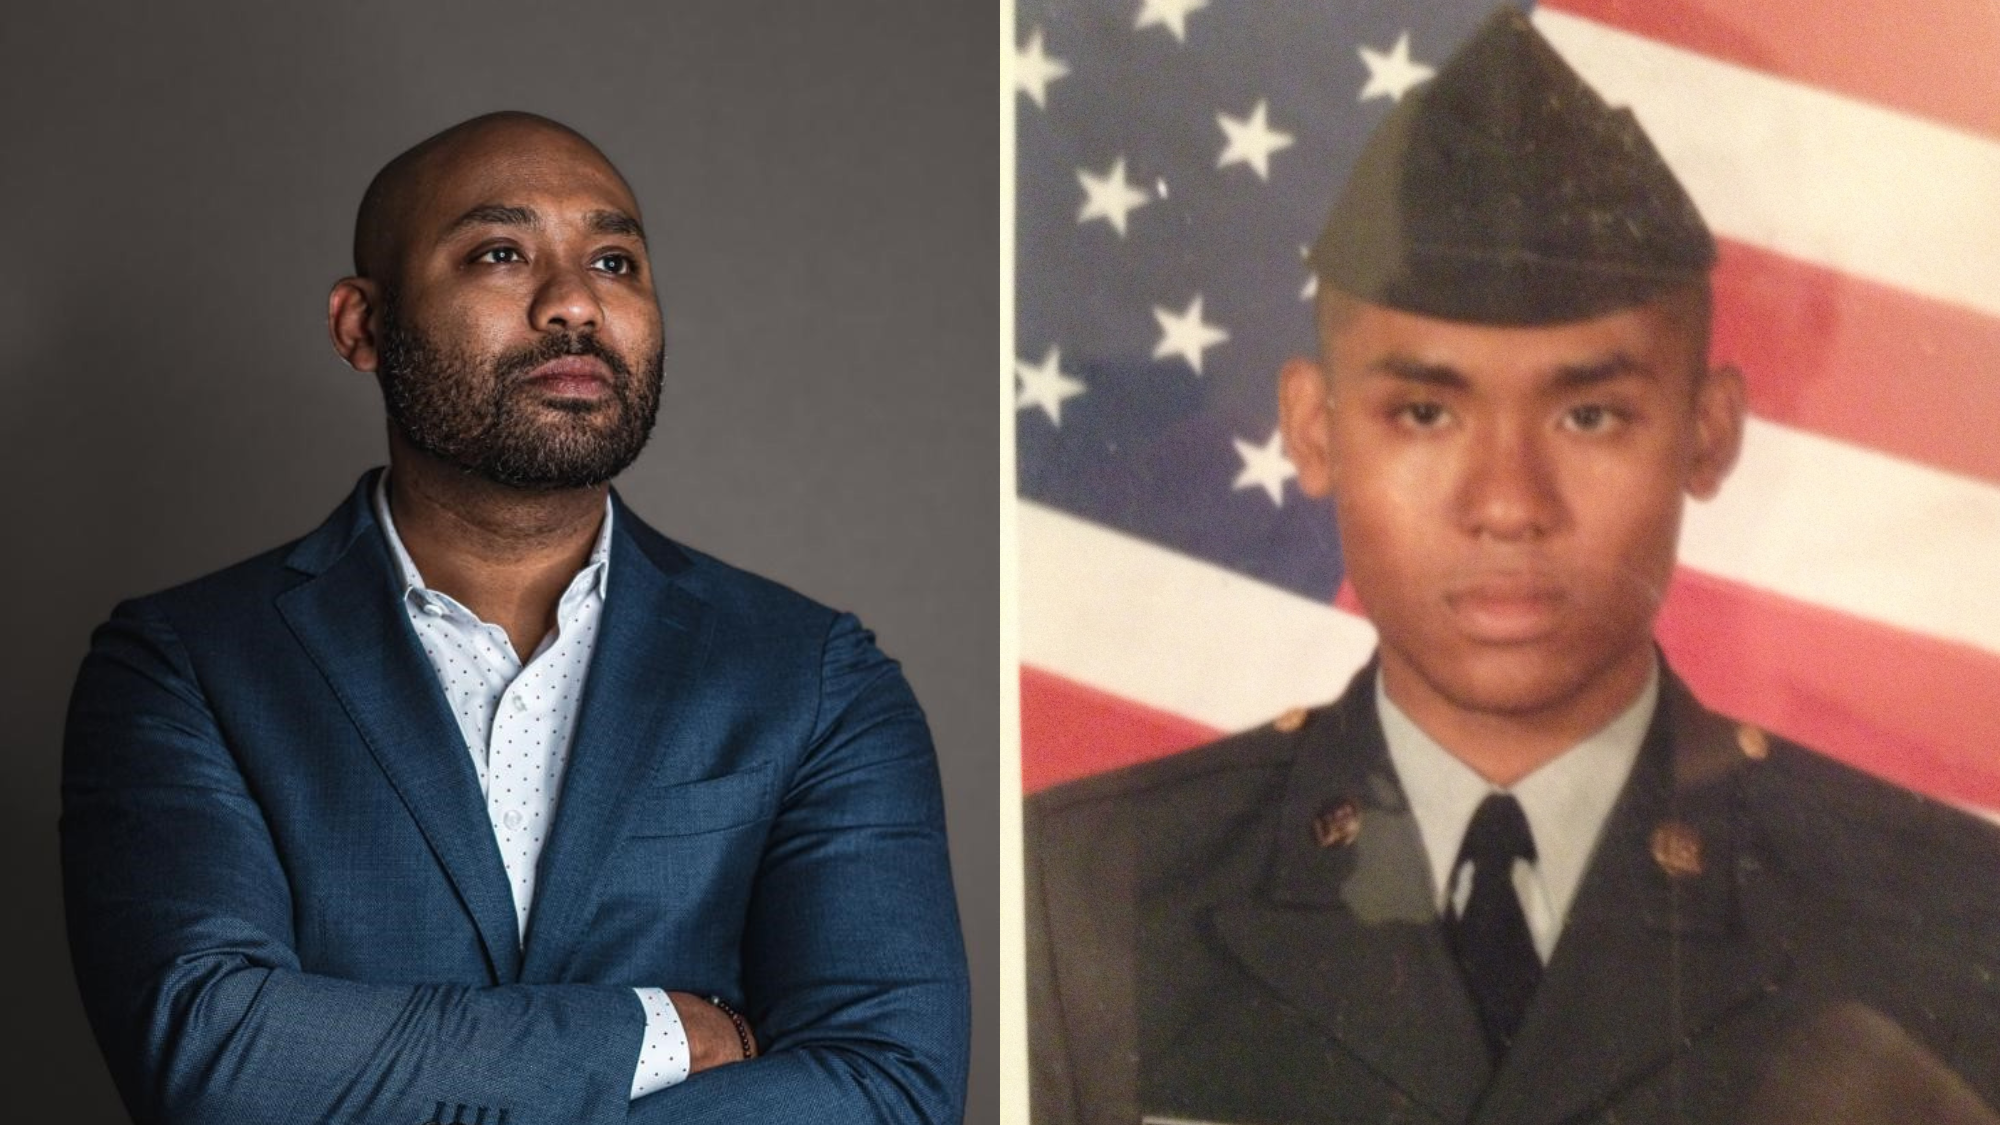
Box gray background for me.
[0,2,996,1119]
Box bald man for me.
[61,112,969,1125]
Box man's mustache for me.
[494,332,632,387]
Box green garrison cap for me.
[1308,5,1716,325]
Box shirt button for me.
[502,809,524,830]
[510,695,530,712]
[420,601,447,617]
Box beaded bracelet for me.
[707,995,755,1059]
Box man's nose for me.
[530,264,603,333]
[1458,421,1564,541]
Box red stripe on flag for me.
[1020,666,1218,794]
[1026,569,2000,809]
[1712,240,2000,487]
[1334,578,1364,615]
[1542,0,2000,141]
[1657,568,2000,811]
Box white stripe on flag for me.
[1019,500,1377,731]
[1681,417,2000,655]
[1535,8,2000,320]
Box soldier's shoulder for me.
[1024,701,1352,906]
[1026,702,1337,821]
[1749,733,2000,861]
[1743,728,2000,927]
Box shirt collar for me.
[371,470,614,610]
[1378,660,1657,925]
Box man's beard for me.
[373,292,663,490]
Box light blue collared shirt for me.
[1378,664,1659,963]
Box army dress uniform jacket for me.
[1025,661,2000,1125]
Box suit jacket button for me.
[1650,820,1704,879]
[1736,723,1770,761]
[1313,798,1362,848]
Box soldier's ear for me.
[1686,362,1746,500]
[1279,356,1337,498]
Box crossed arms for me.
[62,601,969,1124]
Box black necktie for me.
[1446,793,1542,1060]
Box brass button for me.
[1650,820,1704,879]
[1312,798,1362,848]
[1736,723,1769,761]
[1273,706,1310,733]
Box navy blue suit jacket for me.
[61,473,969,1125]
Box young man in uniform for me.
[1027,11,2000,1124]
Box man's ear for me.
[1686,362,1746,500]
[1278,356,1337,498]
[328,277,383,374]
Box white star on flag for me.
[1358,31,1436,103]
[1133,0,1208,45]
[1076,156,1152,238]
[1151,295,1230,375]
[1016,345,1088,426]
[1231,426,1297,506]
[1015,26,1071,110]
[1216,100,1296,182]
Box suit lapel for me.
[1477,674,1794,1125]
[518,501,712,983]
[1211,676,1494,1121]
[275,474,523,983]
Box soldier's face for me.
[1280,294,1743,730]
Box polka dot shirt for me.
[374,475,690,1097]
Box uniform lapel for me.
[1211,676,1494,1122]
[275,473,523,983]
[1476,673,1794,1125]
[518,499,712,983]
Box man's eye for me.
[1562,404,1621,433]
[1395,401,1449,429]
[474,246,523,265]
[593,253,635,275]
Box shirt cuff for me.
[630,987,692,1099]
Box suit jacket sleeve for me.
[62,599,648,1125]
[626,611,971,1125]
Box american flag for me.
[1010,0,2000,814]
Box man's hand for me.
[669,992,759,1073]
